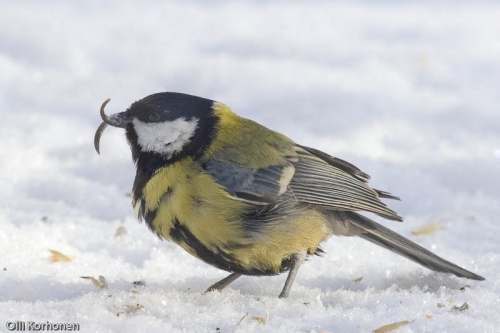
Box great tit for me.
[94,92,484,298]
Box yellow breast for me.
[138,158,248,247]
[134,157,329,275]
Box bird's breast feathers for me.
[132,156,327,275]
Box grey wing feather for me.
[204,145,401,221]
[290,146,402,221]
[297,145,400,200]
[374,190,401,200]
[296,144,370,181]
[327,211,485,280]
[203,159,294,204]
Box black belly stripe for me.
[142,187,174,234]
[169,218,236,273]
[168,218,293,276]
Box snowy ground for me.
[1,1,499,332]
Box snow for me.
[1,1,499,332]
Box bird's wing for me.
[203,159,295,205]
[289,145,402,221]
[203,144,401,221]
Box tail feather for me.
[342,212,485,281]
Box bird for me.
[94,92,484,298]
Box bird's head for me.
[94,92,218,162]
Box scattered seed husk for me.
[373,319,415,333]
[251,301,269,324]
[237,301,269,326]
[251,316,266,324]
[412,222,442,235]
[452,302,469,311]
[48,249,74,262]
[426,315,433,319]
[353,276,363,283]
[237,313,249,326]
[114,226,128,238]
[437,303,446,308]
[116,304,144,317]
[125,304,144,314]
[81,275,108,289]
[460,285,470,291]
[99,275,108,288]
[133,280,146,286]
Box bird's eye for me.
[147,112,160,122]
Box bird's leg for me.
[279,250,307,298]
[205,272,242,293]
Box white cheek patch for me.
[133,117,199,158]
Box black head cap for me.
[128,92,215,124]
